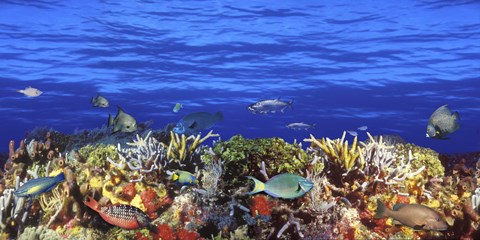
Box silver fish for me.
[108,106,137,133]
[286,122,316,130]
[91,94,109,108]
[17,86,42,97]
[347,130,358,137]
[247,99,293,114]
[426,105,460,139]
[375,199,448,231]
[173,111,223,136]
[357,126,368,131]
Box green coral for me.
[206,135,308,184]
[78,144,118,167]
[395,143,444,178]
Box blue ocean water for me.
[0,0,479,154]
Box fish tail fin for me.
[16,90,24,93]
[55,172,65,183]
[84,196,101,212]
[312,123,317,129]
[108,114,113,127]
[148,223,158,234]
[215,111,224,122]
[453,111,460,121]
[374,199,389,219]
[246,176,265,195]
[289,99,294,109]
[91,96,94,103]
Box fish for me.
[357,126,368,131]
[347,130,358,137]
[14,172,65,198]
[374,199,448,231]
[246,173,314,199]
[168,170,198,186]
[173,103,183,113]
[247,99,293,114]
[84,196,155,231]
[173,111,223,136]
[108,106,138,133]
[91,94,109,108]
[426,105,460,139]
[286,122,316,131]
[16,86,43,97]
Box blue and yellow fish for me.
[170,170,198,186]
[14,172,65,198]
[246,173,313,199]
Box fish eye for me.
[126,126,130,128]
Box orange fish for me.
[84,196,155,231]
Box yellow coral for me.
[102,181,128,205]
[89,176,104,192]
[427,199,441,209]
[130,195,146,212]
[165,130,219,161]
[304,131,363,172]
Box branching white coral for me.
[108,131,169,181]
[0,176,29,234]
[306,170,336,212]
[360,132,424,186]
[277,212,304,238]
[195,158,223,200]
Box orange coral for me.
[396,195,410,205]
[151,224,175,240]
[141,188,172,219]
[122,182,136,201]
[177,229,200,240]
[249,195,272,217]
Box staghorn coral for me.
[165,130,219,163]
[304,131,363,175]
[108,131,166,182]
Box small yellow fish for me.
[173,103,183,113]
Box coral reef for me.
[0,128,479,239]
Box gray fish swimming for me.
[426,105,460,139]
[375,199,448,231]
[357,126,368,131]
[173,111,223,136]
[347,130,358,137]
[91,94,109,108]
[108,106,137,133]
[247,99,293,114]
[17,86,43,97]
[286,122,316,131]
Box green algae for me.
[78,144,118,167]
[395,143,445,178]
[205,135,308,184]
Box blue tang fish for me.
[170,170,198,186]
[246,173,313,199]
[14,172,65,198]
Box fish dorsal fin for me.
[392,220,402,226]
[188,121,197,129]
[117,106,125,114]
[393,203,406,211]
